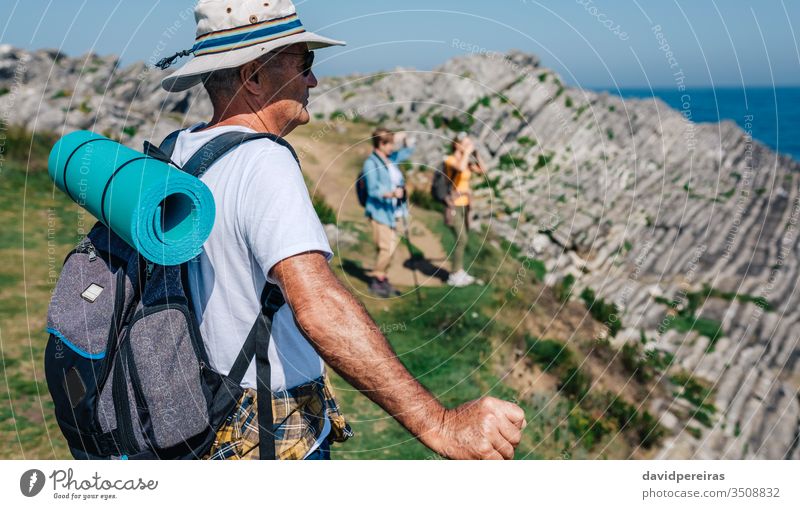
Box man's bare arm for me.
[271,251,526,459]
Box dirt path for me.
[289,123,447,288]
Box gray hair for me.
[201,66,243,107]
[201,53,288,106]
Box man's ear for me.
[239,60,262,95]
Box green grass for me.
[0,126,83,459]
[663,315,724,349]
[330,284,538,459]
[687,285,772,312]
[654,284,765,351]
[409,188,445,213]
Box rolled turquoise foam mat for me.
[48,131,215,266]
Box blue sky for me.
[2,0,799,88]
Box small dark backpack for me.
[356,170,368,207]
[356,153,386,208]
[45,129,297,460]
[431,161,453,204]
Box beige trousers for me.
[370,219,400,279]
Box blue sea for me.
[601,87,800,162]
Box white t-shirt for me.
[172,123,331,393]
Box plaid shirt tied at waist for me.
[204,374,353,460]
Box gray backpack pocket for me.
[124,304,209,450]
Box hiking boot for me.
[369,278,391,298]
[382,279,401,297]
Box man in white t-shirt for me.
[158,0,525,460]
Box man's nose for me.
[306,70,318,88]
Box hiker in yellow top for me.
[444,132,486,287]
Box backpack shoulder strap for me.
[182,131,300,179]
[369,151,386,169]
[159,129,183,158]
[227,282,285,460]
[141,129,183,166]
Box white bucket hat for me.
[158,0,345,92]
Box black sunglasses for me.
[272,49,315,77]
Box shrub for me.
[636,411,665,448]
[580,287,622,337]
[559,366,591,400]
[621,342,649,382]
[51,89,72,99]
[604,393,638,430]
[670,372,716,412]
[312,194,337,225]
[122,125,138,138]
[0,122,59,169]
[555,274,575,303]
[525,336,572,371]
[535,153,554,170]
[568,407,610,449]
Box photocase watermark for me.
[138,5,196,81]
[20,468,159,500]
[747,194,800,325]
[509,218,560,298]
[47,208,59,288]
[651,24,696,151]
[454,38,576,140]
[595,239,655,341]
[379,321,407,334]
[576,0,630,41]
[721,114,756,262]
[20,469,45,497]
[0,53,29,175]
[73,141,94,238]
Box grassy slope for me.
[0,126,78,459]
[0,121,670,460]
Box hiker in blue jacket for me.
[362,128,414,297]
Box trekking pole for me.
[401,214,423,305]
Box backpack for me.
[44,129,298,460]
[356,152,384,208]
[431,160,453,204]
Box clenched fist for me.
[428,397,526,460]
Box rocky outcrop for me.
[2,45,798,459]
